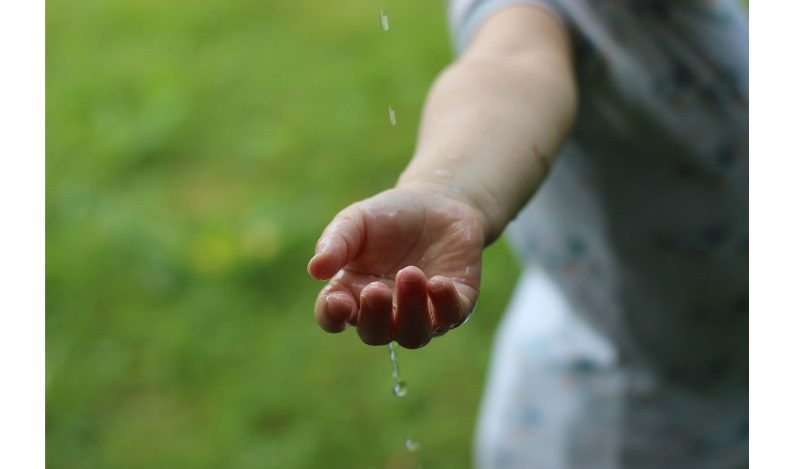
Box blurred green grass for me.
[46,1,520,467]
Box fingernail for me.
[399,276,422,292]
[327,298,348,317]
[361,290,378,307]
[428,281,445,294]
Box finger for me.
[428,276,466,332]
[318,268,391,326]
[307,208,364,281]
[356,282,394,345]
[394,266,432,349]
[314,290,356,333]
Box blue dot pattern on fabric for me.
[449,0,748,468]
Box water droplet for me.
[388,342,407,397]
[433,169,454,179]
[405,438,421,452]
[380,10,389,31]
[388,342,399,378]
[393,380,408,397]
[389,106,396,126]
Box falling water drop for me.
[389,106,396,126]
[393,380,408,397]
[405,438,421,452]
[388,342,407,397]
[388,342,398,379]
[380,10,390,31]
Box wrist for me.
[395,176,503,246]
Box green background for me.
[46,1,521,467]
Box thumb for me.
[307,207,365,280]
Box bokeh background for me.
[46,1,521,467]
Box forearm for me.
[396,6,577,245]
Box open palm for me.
[308,188,485,348]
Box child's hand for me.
[307,188,484,349]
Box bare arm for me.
[398,5,577,244]
[308,5,577,348]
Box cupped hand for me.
[307,188,485,349]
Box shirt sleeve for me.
[446,0,569,55]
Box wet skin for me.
[308,188,484,349]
